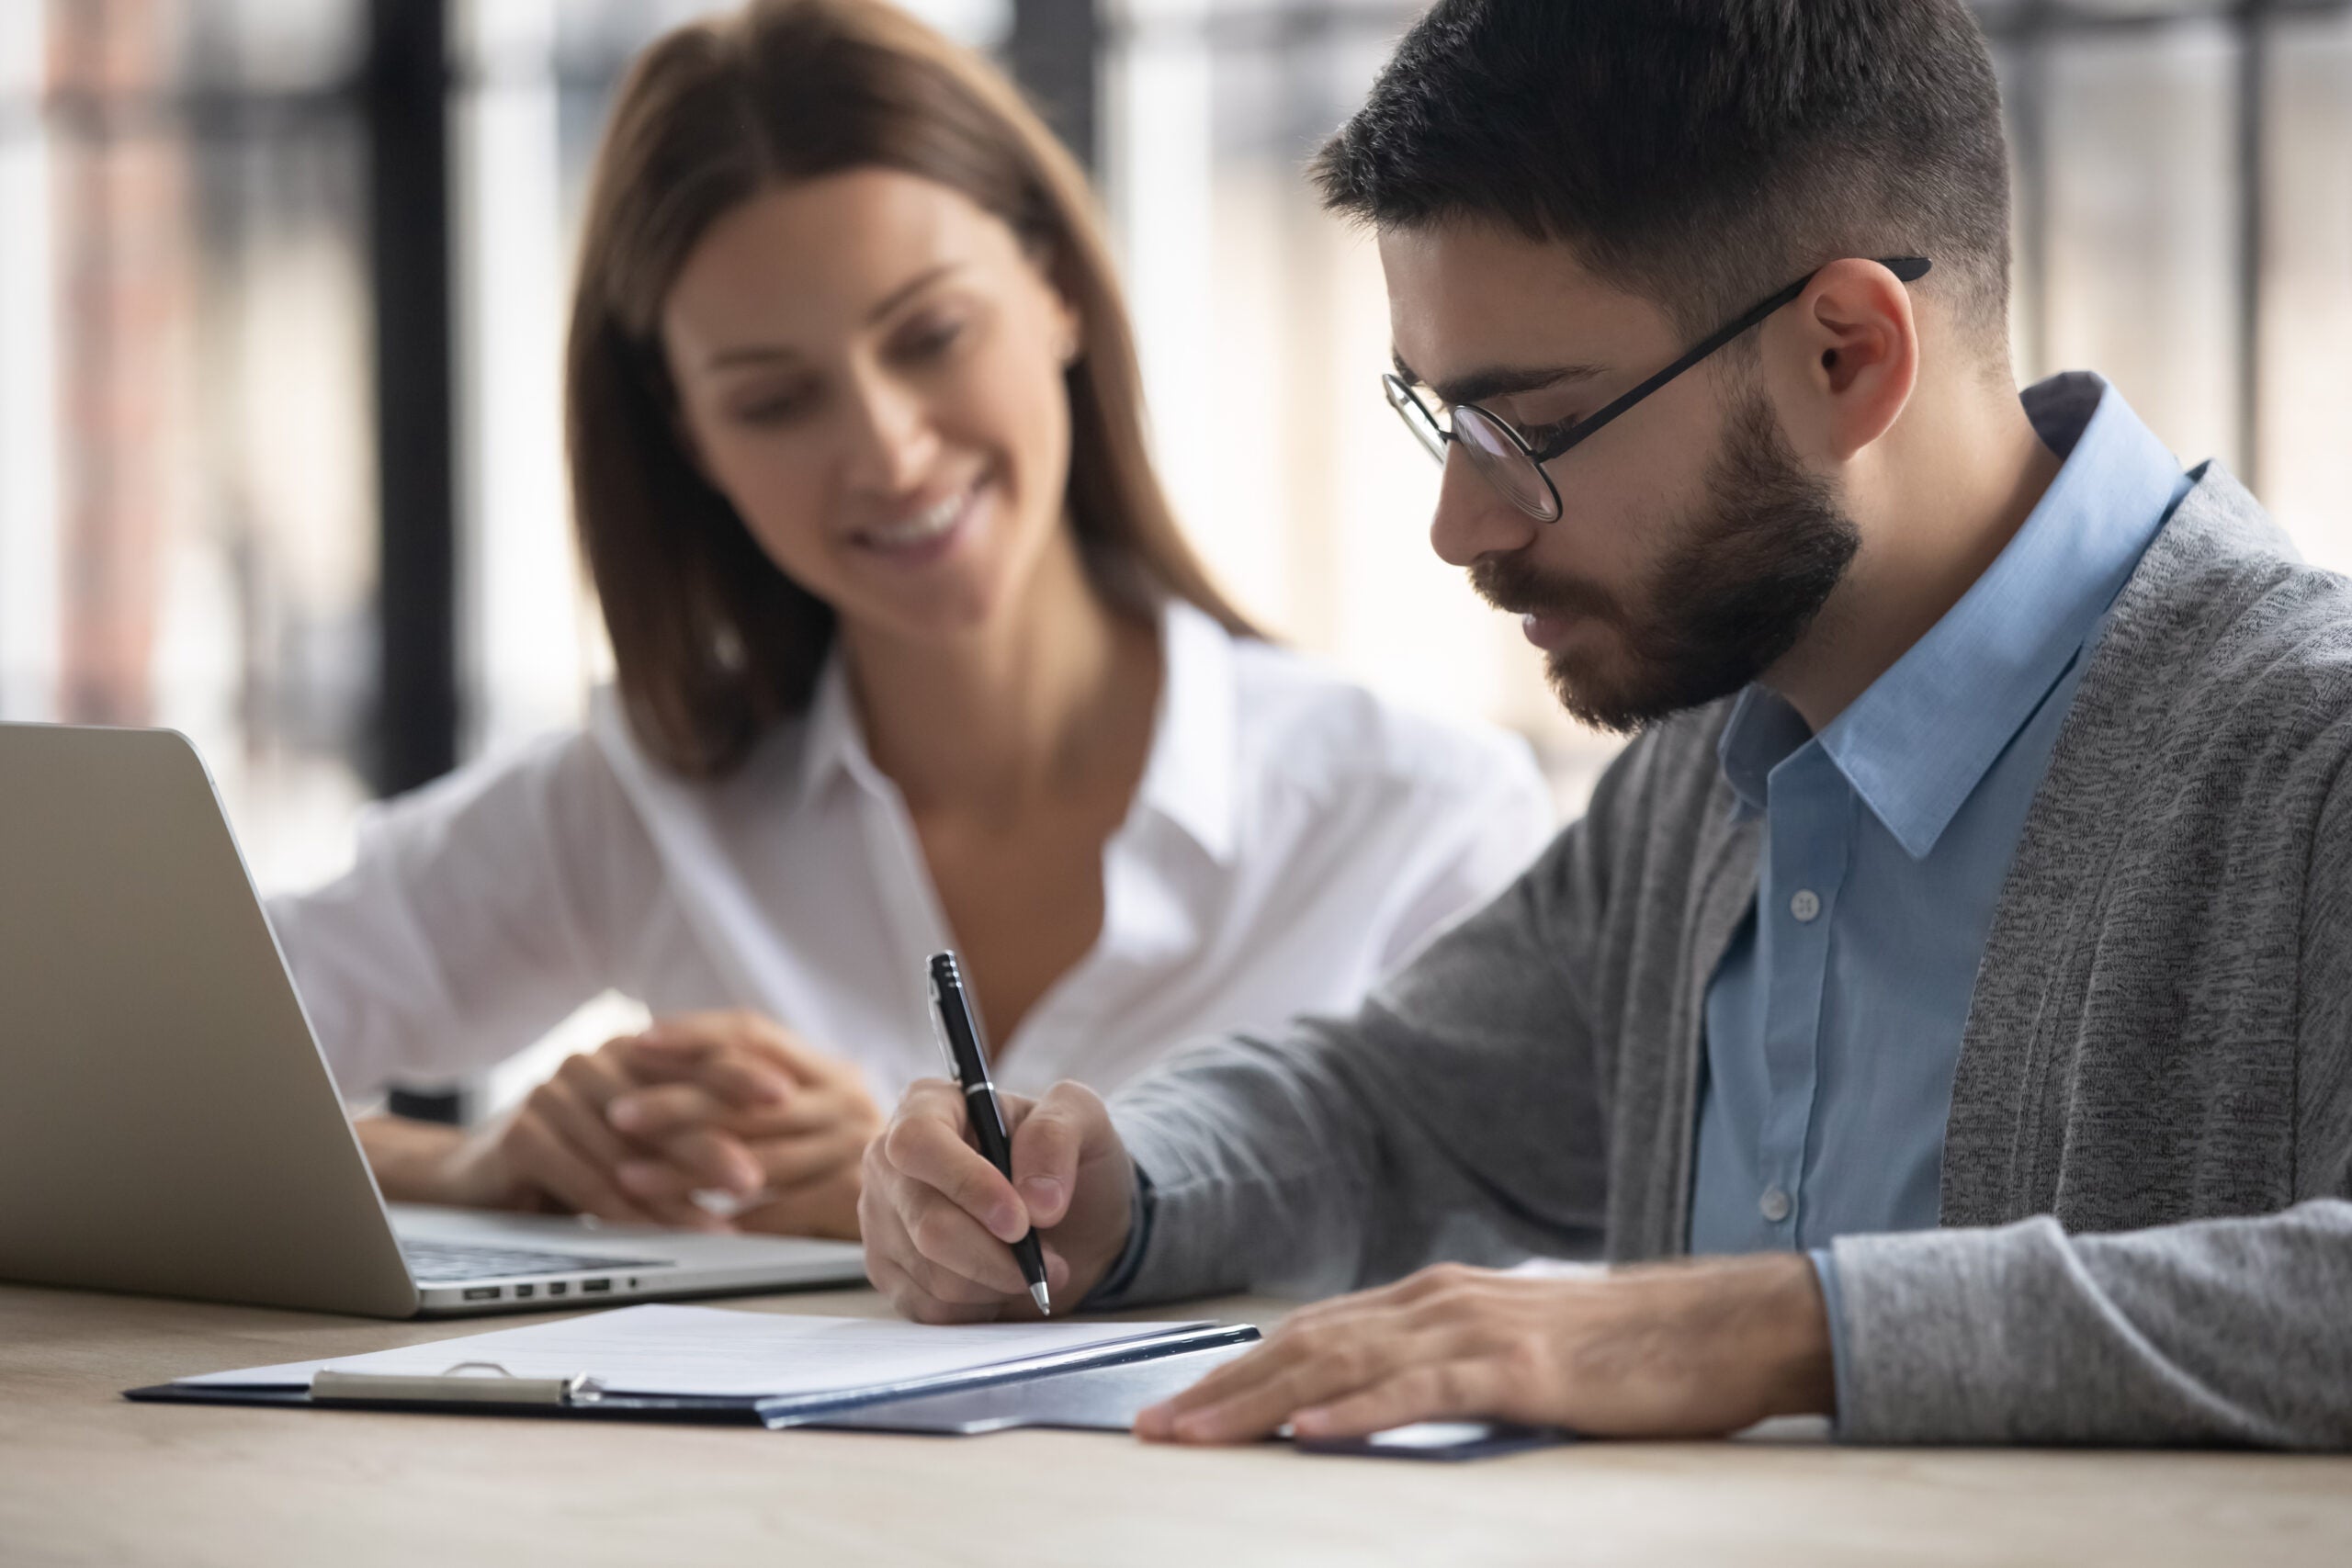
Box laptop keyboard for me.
[400,1240,673,1283]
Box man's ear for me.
[1771,256,1920,462]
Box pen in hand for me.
[926,950,1052,1315]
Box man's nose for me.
[1428,448,1544,567]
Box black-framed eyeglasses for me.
[1383,255,1932,523]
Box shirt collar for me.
[1719,371,2186,857]
[793,596,1241,865]
[795,646,889,811]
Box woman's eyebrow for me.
[863,261,962,324]
[702,263,967,371]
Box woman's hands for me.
[608,1012,884,1239]
[362,1010,885,1240]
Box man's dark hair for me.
[1315,0,2012,356]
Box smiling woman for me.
[655,173,1098,683]
[261,0,1554,1245]
[567,0,1246,780]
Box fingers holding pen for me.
[1006,1086,1096,1228]
[856,1080,1046,1302]
[885,1081,1032,1244]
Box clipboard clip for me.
[309,1359,606,1408]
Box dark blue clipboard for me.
[126,1321,1570,1459]
[124,1323,1262,1431]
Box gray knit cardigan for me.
[1108,459,2352,1447]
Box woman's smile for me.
[848,469,994,568]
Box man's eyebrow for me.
[705,263,964,370]
[1391,350,1611,408]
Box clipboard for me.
[124,1320,1263,1431]
[125,1304,1569,1458]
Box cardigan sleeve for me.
[1827,1201,2352,1447]
[1827,761,2352,1449]
[1098,734,1638,1305]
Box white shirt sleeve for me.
[1369,735,1558,976]
[266,729,662,1098]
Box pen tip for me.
[1030,1281,1052,1316]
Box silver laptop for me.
[0,721,869,1316]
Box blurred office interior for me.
[2,0,2348,1110]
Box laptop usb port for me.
[582,1279,612,1293]
[462,1287,500,1303]
[548,1280,569,1296]
[514,1283,535,1299]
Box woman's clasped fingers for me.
[608,1079,843,1145]
[621,1035,798,1108]
[745,1123,869,1191]
[499,1080,657,1225]
[626,1010,833,1092]
[616,1125,764,1201]
[526,1052,726,1227]
[607,1082,734,1139]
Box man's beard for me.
[1469,388,1860,734]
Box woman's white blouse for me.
[270,602,1557,1106]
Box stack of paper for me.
[175,1303,1226,1405]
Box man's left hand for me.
[1135,1253,1836,1444]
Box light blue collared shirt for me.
[1687,374,2194,1393]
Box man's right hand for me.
[860,1078,1136,1322]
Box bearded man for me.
[859,0,2352,1448]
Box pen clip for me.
[925,953,964,1086]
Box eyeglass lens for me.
[1451,405,1560,522]
[1382,374,1563,522]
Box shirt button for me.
[1759,1186,1793,1224]
[1789,888,1822,922]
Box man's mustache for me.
[1468,554,1627,625]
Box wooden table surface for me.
[6,1279,2350,1567]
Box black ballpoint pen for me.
[926,950,1052,1315]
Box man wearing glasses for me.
[860,0,2352,1446]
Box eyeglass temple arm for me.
[1532,254,1931,461]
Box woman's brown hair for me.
[567,0,1258,779]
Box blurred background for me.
[2,0,2348,1112]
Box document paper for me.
[175,1304,1220,1398]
